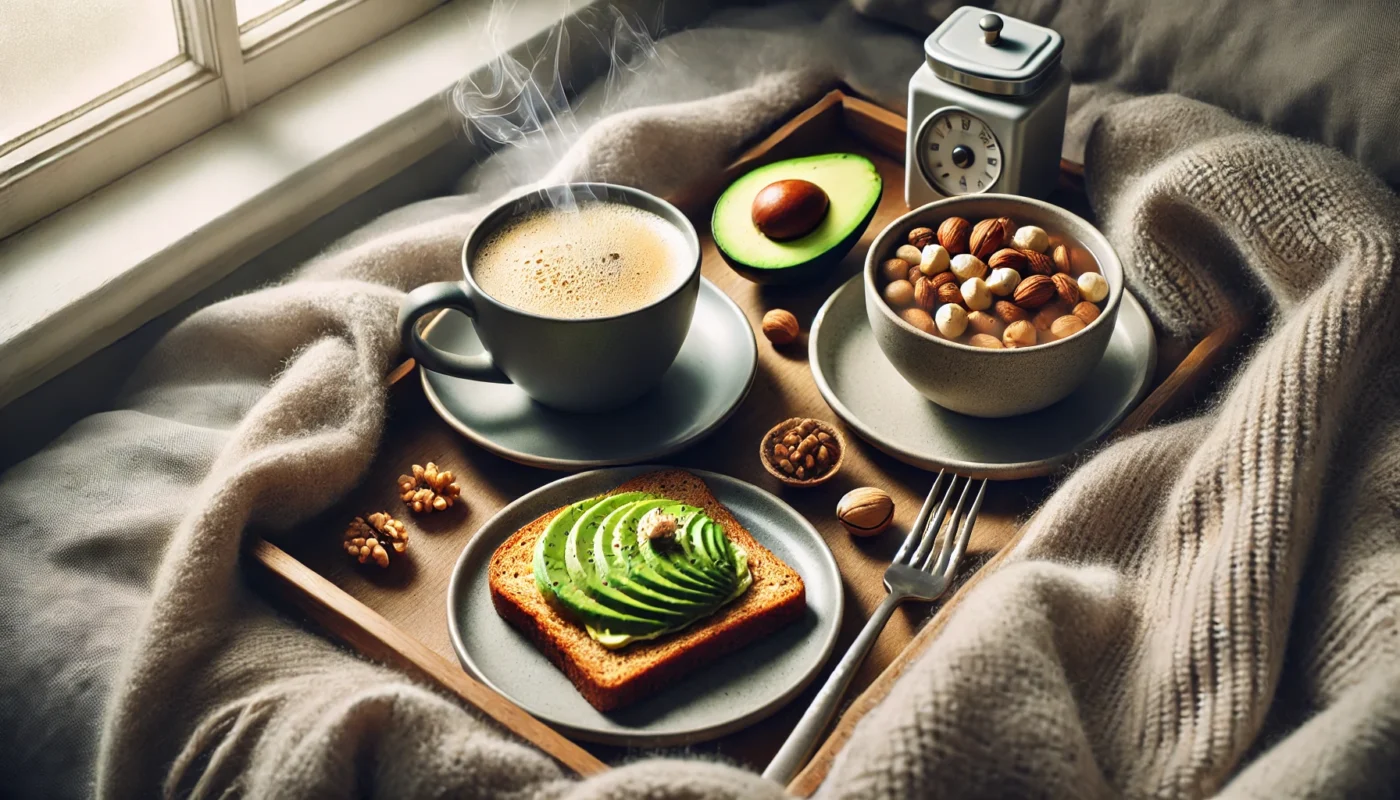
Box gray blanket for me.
[4,4,1400,798]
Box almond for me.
[1051,314,1086,340]
[1003,320,1037,348]
[1051,273,1080,306]
[967,310,1003,337]
[931,271,958,289]
[937,217,971,254]
[913,277,937,310]
[988,248,1029,273]
[995,216,1016,242]
[1052,244,1071,273]
[969,333,1004,349]
[969,218,1005,260]
[1023,250,1055,276]
[1013,274,1055,308]
[1072,301,1101,324]
[937,282,965,306]
[1033,301,1070,332]
[908,227,936,249]
[993,300,1030,324]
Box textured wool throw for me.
[3,13,1400,800]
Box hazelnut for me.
[1072,301,1102,324]
[883,279,915,307]
[881,258,909,282]
[913,277,938,310]
[1078,272,1109,303]
[966,310,1003,337]
[918,244,951,275]
[1023,250,1055,276]
[935,304,968,338]
[1013,274,1056,308]
[968,218,1005,260]
[937,216,971,254]
[968,333,1004,349]
[1003,320,1037,348]
[994,300,1030,324]
[986,267,1021,297]
[836,487,894,536]
[960,277,993,311]
[950,253,987,282]
[1012,225,1049,253]
[1050,314,1086,340]
[900,307,936,335]
[1033,301,1070,332]
[937,282,964,306]
[761,309,800,345]
[1051,272,1081,306]
[751,179,829,240]
[908,227,936,249]
[1052,244,1071,273]
[895,244,924,266]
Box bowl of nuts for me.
[760,417,845,487]
[865,194,1122,417]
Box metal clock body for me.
[905,6,1070,206]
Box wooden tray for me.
[247,90,1241,793]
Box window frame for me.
[0,0,443,241]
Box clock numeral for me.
[977,180,984,189]
[986,157,997,167]
[960,117,971,131]
[931,143,939,151]
[959,176,968,190]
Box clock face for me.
[915,109,1003,196]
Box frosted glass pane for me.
[236,0,303,26]
[0,0,181,146]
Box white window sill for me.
[0,0,675,409]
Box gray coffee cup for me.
[398,183,701,413]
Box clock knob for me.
[979,14,1003,45]
[951,145,975,169]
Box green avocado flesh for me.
[533,494,752,649]
[712,153,881,274]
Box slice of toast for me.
[488,469,807,712]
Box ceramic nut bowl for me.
[865,194,1124,417]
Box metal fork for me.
[762,470,988,785]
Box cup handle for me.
[397,282,510,383]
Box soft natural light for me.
[0,0,180,148]
[237,0,304,27]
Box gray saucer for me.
[810,274,1157,479]
[445,466,844,747]
[420,278,756,470]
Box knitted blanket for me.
[4,9,1399,800]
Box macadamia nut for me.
[1078,272,1109,303]
[1012,225,1049,253]
[919,244,951,275]
[950,253,987,282]
[986,267,1021,296]
[935,303,968,338]
[960,277,992,311]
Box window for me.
[0,0,444,240]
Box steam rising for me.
[451,2,665,211]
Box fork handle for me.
[762,593,902,786]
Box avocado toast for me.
[488,470,807,711]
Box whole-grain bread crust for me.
[487,469,806,711]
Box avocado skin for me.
[716,201,878,286]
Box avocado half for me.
[712,153,882,285]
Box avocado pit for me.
[751,179,829,241]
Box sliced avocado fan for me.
[712,152,881,277]
[534,493,752,649]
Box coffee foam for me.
[473,202,691,319]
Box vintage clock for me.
[906,6,1070,205]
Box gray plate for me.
[421,278,757,470]
[445,467,843,747]
[810,274,1157,478]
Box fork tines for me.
[895,470,987,577]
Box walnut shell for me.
[1013,274,1056,308]
[969,218,1005,260]
[908,226,936,249]
[913,277,938,310]
[937,217,971,254]
[836,487,894,536]
[761,309,800,345]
